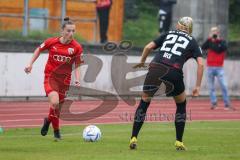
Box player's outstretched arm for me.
[133,41,156,69]
[24,47,41,74]
[192,57,204,97]
[74,63,81,86]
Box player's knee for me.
[174,92,186,103]
[49,99,59,108]
[48,91,60,108]
[52,101,59,108]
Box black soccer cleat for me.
[54,130,62,141]
[41,117,50,136]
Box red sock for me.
[52,108,60,131]
[48,106,60,131]
[48,107,54,123]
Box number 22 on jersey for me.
[160,34,189,56]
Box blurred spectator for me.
[124,0,138,20]
[96,0,112,44]
[202,27,234,110]
[158,0,177,33]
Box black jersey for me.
[152,30,202,70]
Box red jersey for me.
[202,38,227,67]
[39,37,83,77]
[96,0,111,9]
[206,49,225,67]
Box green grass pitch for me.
[0,121,240,160]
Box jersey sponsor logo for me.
[169,30,193,40]
[53,55,71,63]
[68,48,74,55]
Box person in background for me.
[158,0,177,33]
[96,0,112,44]
[202,26,234,110]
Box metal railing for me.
[0,0,98,43]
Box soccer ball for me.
[83,125,101,142]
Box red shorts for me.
[44,73,71,102]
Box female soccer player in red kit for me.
[24,17,83,141]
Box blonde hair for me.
[177,17,193,34]
[210,26,220,33]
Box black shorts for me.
[143,63,185,97]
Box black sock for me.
[131,99,150,138]
[175,100,186,142]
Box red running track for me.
[0,99,239,129]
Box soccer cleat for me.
[210,102,217,110]
[41,117,50,136]
[224,106,236,111]
[129,137,137,150]
[54,130,62,141]
[175,140,187,151]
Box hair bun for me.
[64,17,70,21]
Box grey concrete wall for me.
[0,52,239,97]
[172,0,229,43]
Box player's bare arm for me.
[192,57,204,96]
[74,63,81,86]
[133,42,156,69]
[24,47,41,74]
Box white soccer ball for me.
[83,125,101,142]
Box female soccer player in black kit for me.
[129,17,204,150]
